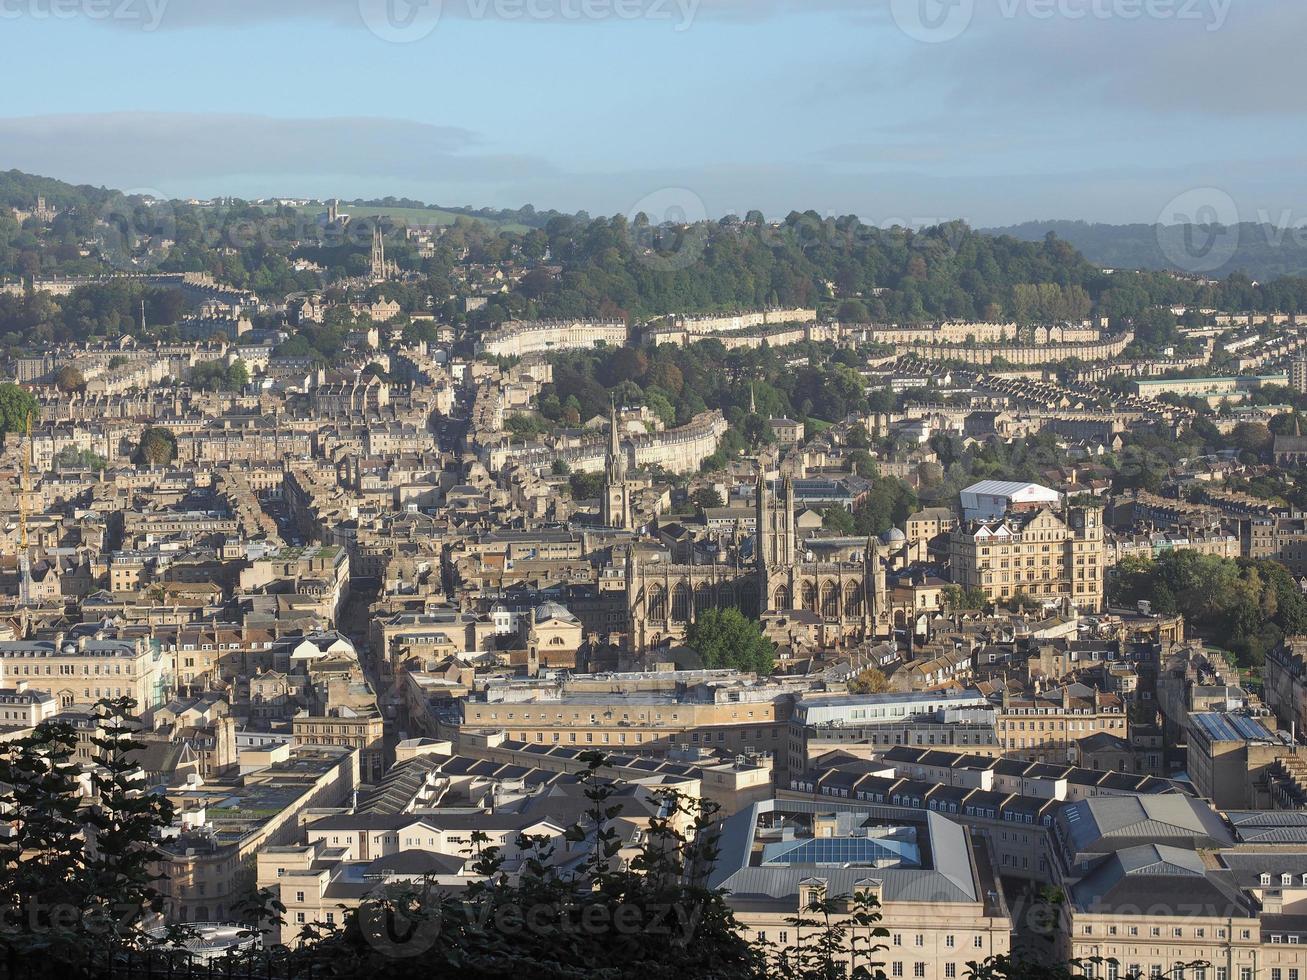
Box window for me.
[974,937,984,949]
[892,964,903,978]
[946,966,957,979]
[946,936,955,949]
[914,965,925,978]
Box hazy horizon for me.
[0,0,1302,228]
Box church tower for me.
[754,469,796,569]
[602,402,633,530]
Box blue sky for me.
[0,0,1302,225]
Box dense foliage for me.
[685,607,776,675]
[7,169,1307,361]
[0,699,177,972]
[0,382,37,433]
[1109,551,1307,666]
[994,219,1307,283]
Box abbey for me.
[623,469,896,653]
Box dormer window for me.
[1261,874,1272,886]
[1284,874,1294,887]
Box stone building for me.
[624,471,894,652]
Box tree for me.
[943,585,988,611]
[0,383,37,434]
[52,446,107,470]
[569,471,604,500]
[134,426,177,466]
[53,364,85,393]
[848,667,889,694]
[0,699,174,969]
[692,488,725,512]
[836,299,871,323]
[822,507,856,535]
[1228,421,1271,455]
[852,476,918,537]
[686,608,775,676]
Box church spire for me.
[607,399,626,481]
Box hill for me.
[985,220,1307,281]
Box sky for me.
[0,0,1302,226]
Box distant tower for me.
[601,402,633,530]
[749,383,757,415]
[370,224,387,280]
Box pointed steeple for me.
[607,399,627,481]
[749,383,757,415]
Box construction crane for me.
[18,411,32,608]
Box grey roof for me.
[365,849,466,876]
[708,799,978,911]
[1216,852,1307,886]
[1226,811,1307,845]
[1056,795,1232,860]
[1071,843,1252,917]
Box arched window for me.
[844,580,863,617]
[647,585,667,621]
[773,586,791,610]
[672,582,691,622]
[696,583,715,614]
[821,582,840,619]
[801,581,817,611]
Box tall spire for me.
[607,399,626,481]
[749,383,757,415]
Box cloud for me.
[0,112,555,189]
[919,0,1307,117]
[92,0,889,31]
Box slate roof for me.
[1071,844,1252,917]
[1056,795,1232,861]
[708,799,980,911]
